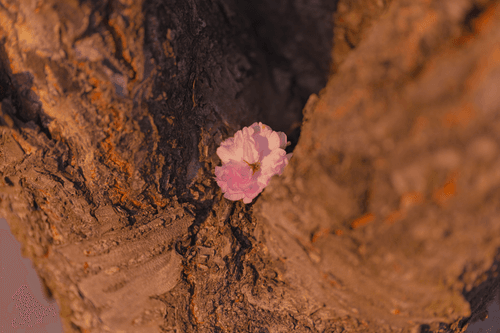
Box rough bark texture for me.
[257,0,500,330]
[0,0,499,332]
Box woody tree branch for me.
[0,0,499,332]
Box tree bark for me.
[1,0,499,332]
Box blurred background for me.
[1,218,63,333]
[465,291,500,333]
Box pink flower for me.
[215,122,292,203]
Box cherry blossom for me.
[215,122,292,203]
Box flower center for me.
[244,160,260,175]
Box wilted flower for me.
[215,122,292,203]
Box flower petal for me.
[241,127,259,164]
[260,149,287,174]
[217,132,246,164]
[215,160,265,202]
[277,132,288,149]
[216,122,292,204]
[225,191,245,201]
[266,131,281,151]
[250,122,270,135]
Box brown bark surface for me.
[258,0,500,330]
[0,0,499,332]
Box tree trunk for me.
[0,0,499,332]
